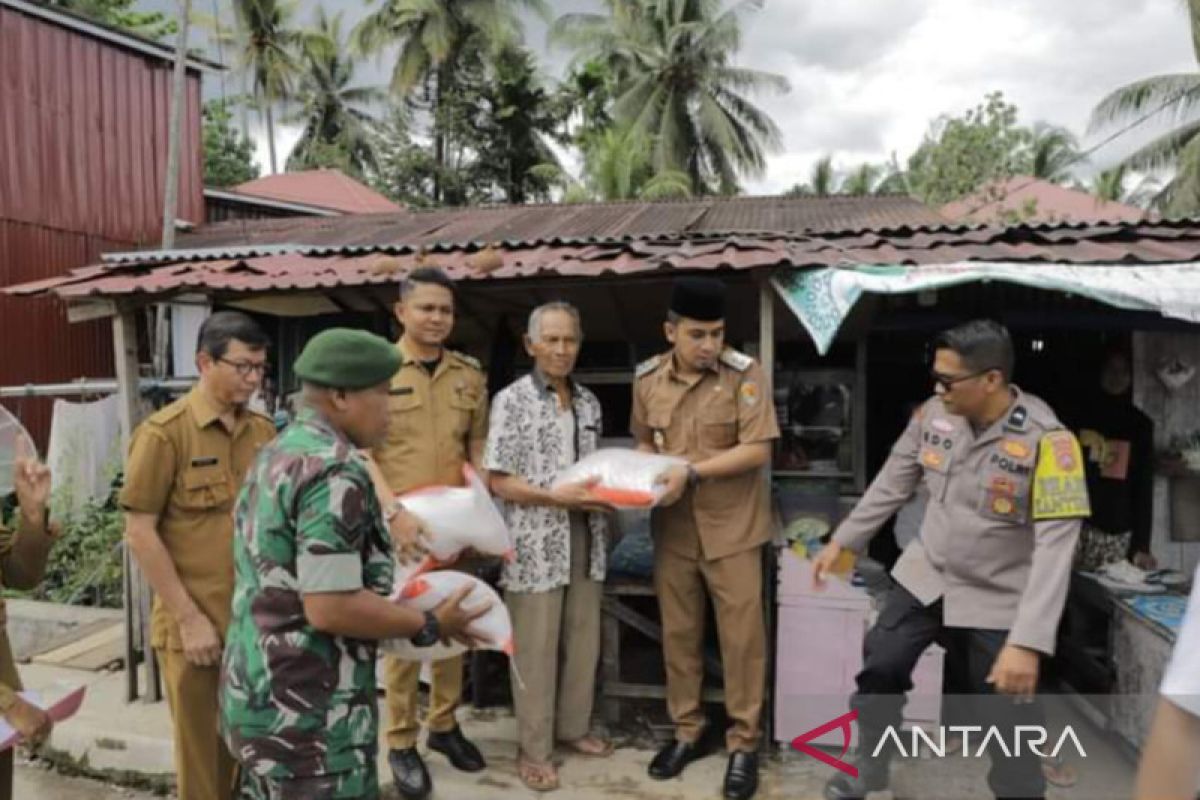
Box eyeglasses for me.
[218,358,270,377]
[930,368,995,392]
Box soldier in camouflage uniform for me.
[220,328,485,800]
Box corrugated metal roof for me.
[14,218,1200,301]
[941,176,1147,225]
[168,194,948,253]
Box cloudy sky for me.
[173,0,1199,194]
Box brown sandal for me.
[518,753,560,792]
[560,735,614,758]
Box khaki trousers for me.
[654,535,766,752]
[505,517,602,762]
[382,650,463,749]
[157,647,237,800]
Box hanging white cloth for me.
[46,395,123,517]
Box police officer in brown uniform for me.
[0,445,56,800]
[373,267,490,800]
[121,311,276,800]
[631,277,779,800]
[814,320,1089,800]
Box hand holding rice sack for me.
[381,570,514,662]
[551,448,687,508]
[397,465,514,572]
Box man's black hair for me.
[932,320,1015,380]
[196,311,268,359]
[400,266,455,301]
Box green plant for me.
[34,497,125,608]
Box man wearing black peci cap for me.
[631,277,780,800]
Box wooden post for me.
[758,276,776,377]
[113,310,162,703]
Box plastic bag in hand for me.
[551,448,686,508]
[400,465,514,571]
[380,570,513,662]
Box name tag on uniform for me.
[389,387,414,396]
[190,457,219,467]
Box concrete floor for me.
[17,661,1139,800]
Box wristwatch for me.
[685,464,701,488]
[410,610,441,648]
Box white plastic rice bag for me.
[381,570,514,662]
[400,466,514,569]
[551,448,686,508]
[0,407,36,496]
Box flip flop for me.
[518,755,559,792]
[560,735,614,758]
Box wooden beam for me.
[602,597,724,679]
[66,300,118,324]
[112,310,162,703]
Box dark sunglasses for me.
[930,368,996,392]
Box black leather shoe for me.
[388,747,432,800]
[823,761,889,800]
[427,726,486,772]
[723,750,759,800]
[648,739,706,780]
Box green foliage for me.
[203,99,259,187]
[49,0,176,40]
[33,499,125,608]
[470,46,564,203]
[1090,1,1200,215]
[905,92,1033,205]
[286,9,384,178]
[553,0,788,195]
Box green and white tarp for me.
[773,262,1200,355]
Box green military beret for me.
[293,328,401,389]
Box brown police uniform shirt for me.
[118,387,275,650]
[631,348,780,562]
[372,342,489,494]
[833,387,1089,655]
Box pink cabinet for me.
[774,549,944,746]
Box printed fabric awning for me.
[773,262,1200,354]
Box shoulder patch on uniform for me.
[146,399,187,427]
[1004,405,1029,431]
[719,348,753,372]
[1032,430,1091,521]
[450,350,482,370]
[635,354,663,378]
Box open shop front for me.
[769,261,1200,755]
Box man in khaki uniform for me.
[631,277,779,800]
[0,444,56,800]
[121,311,276,800]
[373,267,490,800]
[815,320,1089,800]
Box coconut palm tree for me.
[353,0,548,202]
[784,155,834,197]
[286,9,385,177]
[840,162,883,195]
[1090,0,1200,214]
[1025,123,1082,183]
[553,0,788,194]
[230,0,303,174]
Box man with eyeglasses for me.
[813,320,1089,800]
[121,310,277,800]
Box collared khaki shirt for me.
[834,387,1089,655]
[0,512,54,708]
[631,348,780,561]
[119,387,275,649]
[373,341,488,494]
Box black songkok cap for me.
[669,277,726,322]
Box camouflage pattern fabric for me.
[237,767,380,799]
[220,406,394,782]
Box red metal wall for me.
[0,3,204,446]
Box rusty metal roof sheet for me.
[165,194,947,253]
[13,218,1200,301]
